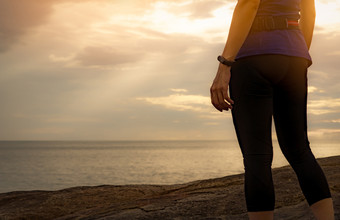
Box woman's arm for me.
[299,0,316,50]
[210,0,260,112]
[221,0,261,61]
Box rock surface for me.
[0,156,339,220]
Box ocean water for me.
[0,140,339,193]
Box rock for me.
[0,156,339,219]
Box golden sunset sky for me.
[1,0,340,141]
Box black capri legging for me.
[230,55,331,212]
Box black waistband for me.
[250,16,299,32]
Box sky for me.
[0,0,340,141]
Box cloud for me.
[308,30,340,99]
[188,1,228,19]
[1,0,339,141]
[74,46,143,67]
[0,0,230,53]
[137,93,211,112]
[308,98,340,115]
[326,50,340,56]
[137,92,228,120]
[68,27,220,68]
[170,88,188,93]
[317,0,338,3]
[166,0,227,19]
[308,86,324,93]
[0,0,55,52]
[309,128,340,140]
[49,53,75,63]
[0,0,229,70]
[0,0,140,53]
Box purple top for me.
[236,0,312,64]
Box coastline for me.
[0,155,339,219]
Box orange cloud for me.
[0,0,54,52]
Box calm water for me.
[0,140,339,193]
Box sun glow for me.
[315,0,340,27]
[136,1,235,41]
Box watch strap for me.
[217,55,235,67]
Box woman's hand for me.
[210,63,234,112]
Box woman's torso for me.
[236,0,312,64]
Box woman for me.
[210,0,334,219]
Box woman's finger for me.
[211,91,222,112]
[217,89,231,111]
[222,88,233,110]
[216,91,227,111]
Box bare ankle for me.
[310,198,334,220]
[248,211,274,220]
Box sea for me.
[0,140,339,193]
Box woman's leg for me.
[230,57,276,216]
[272,57,333,219]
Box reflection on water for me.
[0,140,338,193]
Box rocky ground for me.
[0,156,339,220]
